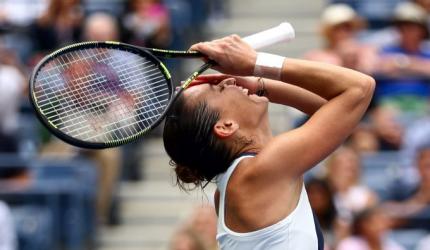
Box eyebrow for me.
[208,84,218,92]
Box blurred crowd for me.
[1,0,430,250]
[303,1,430,249]
[0,0,222,249]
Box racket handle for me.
[242,22,295,49]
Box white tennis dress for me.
[216,154,324,250]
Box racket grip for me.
[242,22,295,49]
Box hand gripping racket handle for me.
[181,22,295,88]
[176,22,295,58]
[242,22,295,49]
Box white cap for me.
[321,4,360,28]
[394,2,428,26]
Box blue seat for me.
[11,206,54,250]
[83,0,125,16]
[0,157,99,250]
[0,153,30,168]
[388,229,428,250]
[0,190,62,249]
[16,114,40,157]
[32,158,99,250]
[360,151,401,199]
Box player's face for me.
[184,79,269,129]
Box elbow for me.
[362,75,376,99]
[352,75,375,101]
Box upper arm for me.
[251,82,374,180]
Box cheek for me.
[401,27,426,39]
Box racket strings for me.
[34,47,170,143]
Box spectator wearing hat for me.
[305,3,378,74]
[373,2,430,114]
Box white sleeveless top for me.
[215,155,324,250]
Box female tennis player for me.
[163,35,375,249]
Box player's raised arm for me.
[192,36,375,179]
[255,58,375,177]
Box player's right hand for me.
[190,35,257,76]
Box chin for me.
[249,94,269,103]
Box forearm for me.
[263,78,327,115]
[279,58,374,101]
[408,57,430,77]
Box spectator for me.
[83,12,119,41]
[325,147,378,221]
[337,208,405,250]
[383,142,430,230]
[185,205,217,250]
[306,178,345,249]
[0,201,16,250]
[170,204,217,250]
[122,0,171,48]
[81,12,123,225]
[30,0,83,55]
[305,3,378,73]
[373,2,430,114]
[0,45,26,152]
[347,123,380,154]
[400,117,430,187]
[170,227,208,250]
[39,12,124,225]
[0,0,47,61]
[0,0,46,28]
[370,106,404,151]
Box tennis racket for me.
[30,22,295,149]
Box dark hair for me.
[352,207,378,236]
[305,178,337,229]
[163,94,234,190]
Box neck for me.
[236,124,273,156]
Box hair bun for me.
[171,161,205,190]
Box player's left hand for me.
[191,74,261,95]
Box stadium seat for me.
[32,158,99,249]
[11,206,54,250]
[360,151,401,199]
[0,157,99,250]
[388,229,428,250]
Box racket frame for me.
[29,41,199,149]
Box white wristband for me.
[253,52,285,80]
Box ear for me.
[213,119,239,139]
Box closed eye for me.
[219,84,225,92]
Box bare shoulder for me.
[228,155,297,198]
[223,157,303,231]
